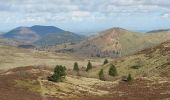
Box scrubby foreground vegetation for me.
[0,40,169,100]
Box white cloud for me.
[0,0,170,23]
[162,13,170,18]
[71,11,90,17]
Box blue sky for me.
[0,0,170,34]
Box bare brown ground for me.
[0,66,59,100]
[72,78,170,100]
[0,66,170,100]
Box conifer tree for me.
[73,62,79,72]
[48,65,66,82]
[108,64,117,77]
[86,61,92,72]
[103,59,109,65]
[127,74,132,81]
[99,69,105,81]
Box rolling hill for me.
[2,25,84,45]
[55,27,170,58]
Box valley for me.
[0,34,169,100]
[1,1,170,100]
[0,26,170,100]
[0,45,103,70]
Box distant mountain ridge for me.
[147,29,170,33]
[2,25,84,45]
[2,26,170,58]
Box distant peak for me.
[16,26,29,29]
[110,27,127,31]
[100,27,128,34]
[147,29,170,33]
[31,25,55,28]
[31,25,64,31]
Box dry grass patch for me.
[15,79,41,93]
[40,76,118,99]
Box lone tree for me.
[103,59,109,65]
[127,74,132,81]
[48,65,66,82]
[73,62,79,72]
[108,64,117,77]
[98,69,105,81]
[86,61,92,72]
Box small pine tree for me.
[48,65,66,82]
[73,62,79,72]
[127,74,132,81]
[99,69,105,81]
[108,64,117,77]
[103,59,109,65]
[86,61,92,72]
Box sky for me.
[0,0,170,34]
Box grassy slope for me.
[86,40,170,80]
[0,45,103,70]
[104,28,170,56]
[113,28,170,56]
[0,38,20,46]
[118,29,144,55]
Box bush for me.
[127,74,132,81]
[86,61,92,72]
[131,64,141,69]
[98,69,105,81]
[108,64,117,77]
[103,59,109,65]
[48,65,66,82]
[73,62,79,72]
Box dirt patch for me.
[0,66,58,100]
[78,78,170,100]
[0,66,170,100]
